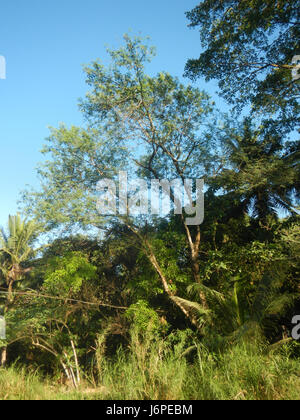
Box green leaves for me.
[80,34,216,183]
[23,125,128,231]
[185,0,300,137]
[44,252,97,296]
[209,117,299,220]
[125,299,167,336]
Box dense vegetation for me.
[0,0,299,400]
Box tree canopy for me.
[185,0,300,137]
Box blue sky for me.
[0,0,226,228]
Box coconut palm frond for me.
[171,295,210,318]
[264,294,297,318]
[0,214,40,294]
[251,272,283,323]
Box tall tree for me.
[24,35,221,328]
[80,35,220,298]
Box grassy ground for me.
[1,339,300,400]
[0,366,110,400]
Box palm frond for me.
[264,294,297,317]
[170,295,210,318]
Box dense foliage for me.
[0,0,299,400]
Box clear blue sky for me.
[0,0,225,228]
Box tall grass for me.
[93,330,300,400]
[0,366,54,400]
[0,365,92,400]
[185,343,300,400]
[96,329,188,400]
[1,334,300,400]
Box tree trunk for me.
[184,224,208,309]
[126,223,207,331]
[144,239,203,331]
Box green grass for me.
[0,366,89,400]
[185,344,300,400]
[1,338,300,400]
[95,339,300,400]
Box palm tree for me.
[0,214,39,366]
[187,263,296,349]
[211,118,299,223]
